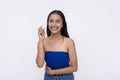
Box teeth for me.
[52,27,57,30]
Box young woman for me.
[36,10,78,80]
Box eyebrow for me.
[49,18,61,20]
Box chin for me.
[51,31,58,34]
[50,30,59,33]
[51,30,61,34]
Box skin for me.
[36,13,78,75]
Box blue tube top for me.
[45,51,70,70]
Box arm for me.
[36,40,45,68]
[46,38,78,75]
[36,26,45,68]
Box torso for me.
[44,36,73,69]
[44,36,69,52]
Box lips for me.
[50,27,58,31]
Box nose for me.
[52,21,57,27]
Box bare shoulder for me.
[64,37,75,44]
[43,37,49,45]
[64,37,75,47]
[64,37,76,56]
[44,37,48,41]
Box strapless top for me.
[45,51,70,70]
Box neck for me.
[49,33,63,40]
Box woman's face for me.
[48,13,63,35]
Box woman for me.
[36,10,78,80]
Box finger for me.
[40,28,44,34]
[38,31,42,36]
[45,65,48,71]
[38,26,41,32]
[40,26,42,28]
[42,28,45,34]
[38,26,42,31]
[38,28,40,35]
[40,27,44,32]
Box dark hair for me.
[47,10,69,38]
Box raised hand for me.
[38,26,45,40]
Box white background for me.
[0,0,120,80]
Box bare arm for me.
[36,26,45,68]
[36,40,45,68]
[46,38,78,75]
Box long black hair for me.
[47,10,69,38]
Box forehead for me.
[49,13,62,20]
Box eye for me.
[56,20,61,23]
[49,19,54,23]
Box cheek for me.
[57,23,63,27]
[48,22,51,26]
